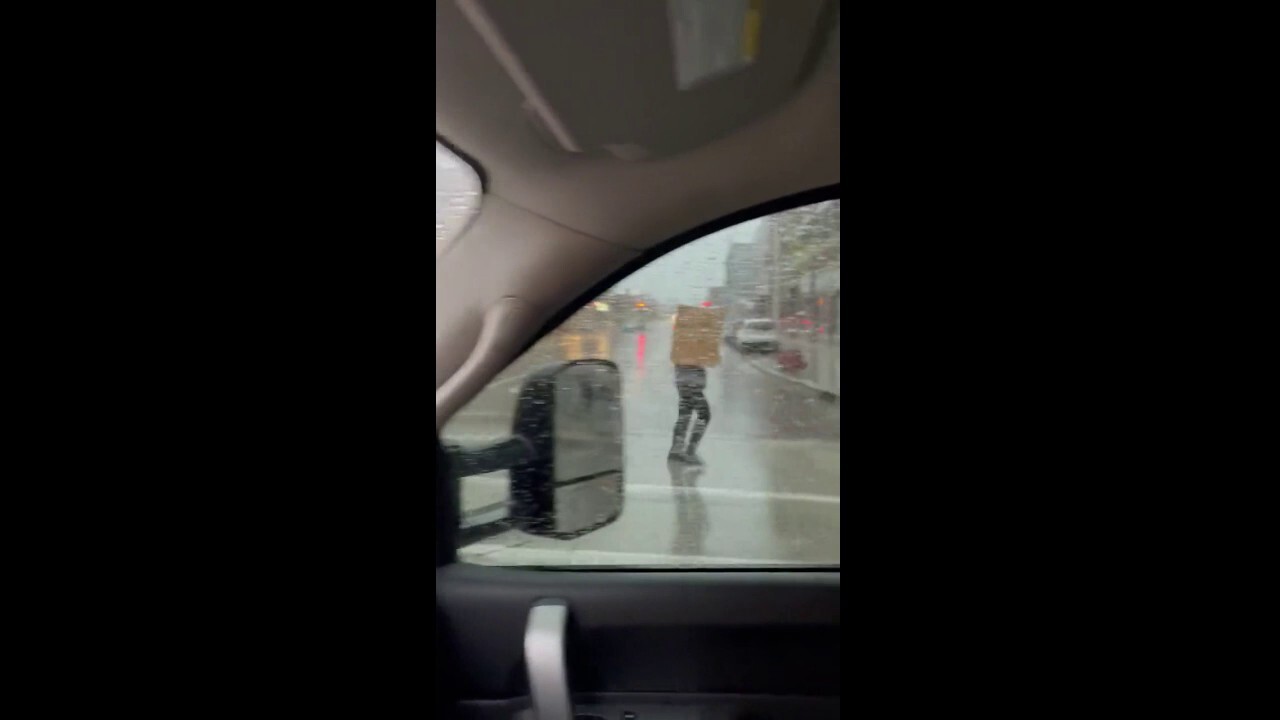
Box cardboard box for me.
[670,305,725,367]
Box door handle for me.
[524,600,572,720]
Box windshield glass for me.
[436,142,481,254]
[745,320,775,331]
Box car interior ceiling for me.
[436,0,840,251]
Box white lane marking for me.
[633,484,839,505]
[462,544,811,566]
[456,476,839,505]
[444,431,840,448]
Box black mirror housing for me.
[510,359,625,539]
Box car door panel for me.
[438,564,840,718]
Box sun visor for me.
[458,0,837,160]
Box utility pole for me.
[770,221,782,322]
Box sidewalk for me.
[743,332,840,398]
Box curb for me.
[733,345,838,400]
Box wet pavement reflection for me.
[669,458,708,558]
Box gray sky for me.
[614,219,763,305]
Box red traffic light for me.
[700,301,712,307]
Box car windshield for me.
[745,320,775,330]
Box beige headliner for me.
[435,0,840,420]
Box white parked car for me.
[732,319,779,353]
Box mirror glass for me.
[550,361,624,535]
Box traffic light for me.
[700,301,712,308]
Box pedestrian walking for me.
[670,364,711,463]
[668,304,724,464]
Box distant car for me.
[622,310,650,332]
[731,319,778,353]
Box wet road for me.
[443,321,840,566]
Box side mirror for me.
[447,359,625,542]
[511,359,624,538]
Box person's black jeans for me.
[672,365,710,453]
